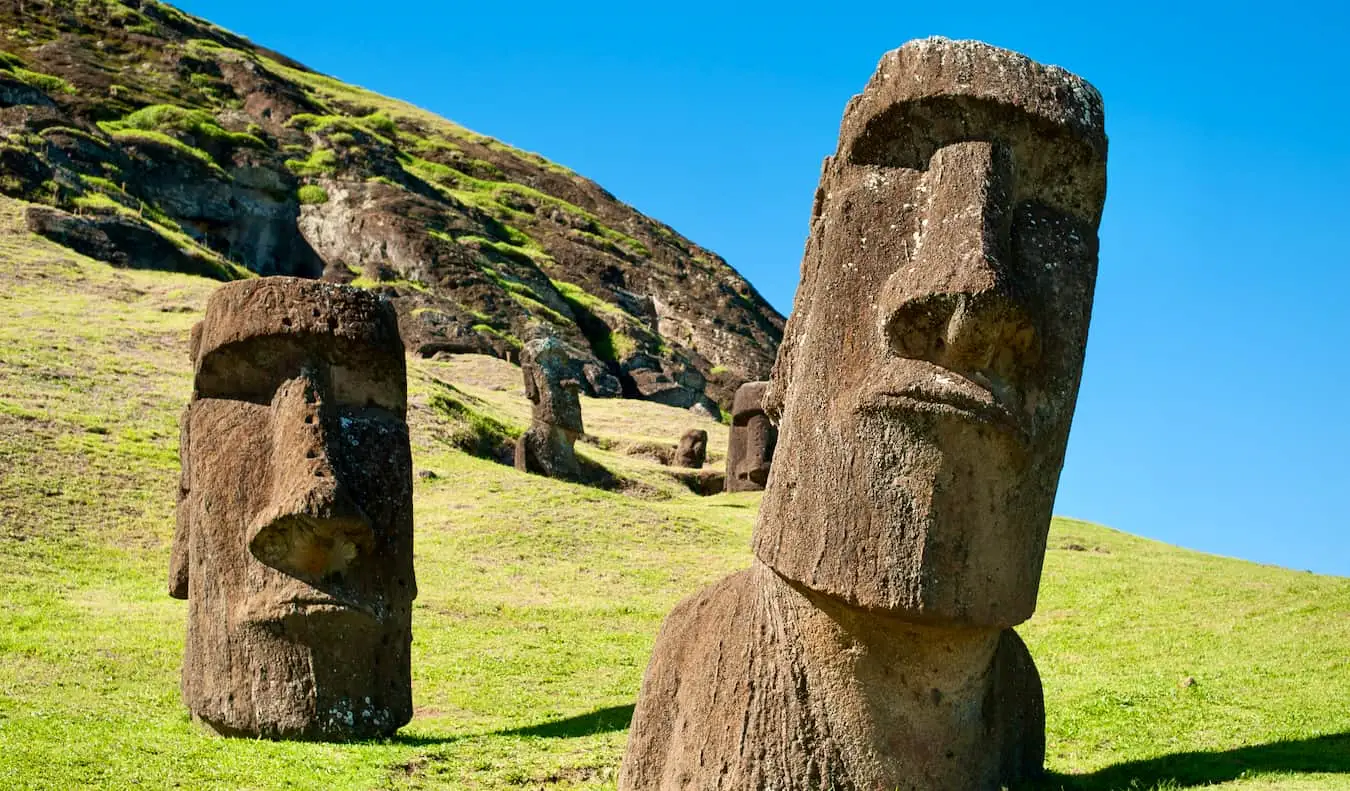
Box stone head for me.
[676,428,709,469]
[168,276,415,739]
[726,381,777,491]
[521,337,583,435]
[755,39,1106,627]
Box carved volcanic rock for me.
[0,0,783,409]
[514,337,584,480]
[171,277,416,741]
[622,37,1106,790]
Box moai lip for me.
[724,381,777,492]
[169,276,416,741]
[514,337,585,480]
[622,38,1106,791]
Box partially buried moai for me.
[514,337,584,480]
[674,429,708,469]
[723,380,776,492]
[621,38,1106,790]
[169,277,416,740]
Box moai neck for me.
[758,561,1038,788]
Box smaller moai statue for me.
[674,429,708,469]
[169,276,416,741]
[724,381,776,492]
[514,337,584,480]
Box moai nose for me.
[882,140,1041,383]
[247,370,375,584]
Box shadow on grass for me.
[494,704,635,739]
[392,704,636,747]
[1033,731,1350,789]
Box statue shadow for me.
[1029,731,1350,790]
[494,704,635,739]
[391,704,635,747]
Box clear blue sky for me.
[175,1,1350,576]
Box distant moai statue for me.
[169,277,416,740]
[724,380,776,492]
[674,429,708,469]
[514,337,584,480]
[621,38,1107,790]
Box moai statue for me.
[621,38,1106,790]
[514,337,584,479]
[168,277,416,740]
[724,380,776,492]
[674,429,708,469]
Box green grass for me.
[0,192,1346,790]
[552,280,644,362]
[296,184,329,205]
[101,128,225,176]
[101,104,265,151]
[6,66,77,95]
[284,147,339,177]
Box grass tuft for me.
[296,184,328,205]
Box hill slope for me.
[1,197,1347,789]
[0,0,783,411]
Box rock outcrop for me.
[0,0,782,410]
[621,38,1107,790]
[169,277,416,740]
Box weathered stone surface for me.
[724,380,776,492]
[621,563,1044,789]
[622,38,1105,790]
[25,205,234,279]
[169,276,415,741]
[673,429,707,469]
[513,337,584,480]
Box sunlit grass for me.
[0,194,1345,789]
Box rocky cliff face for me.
[0,0,783,410]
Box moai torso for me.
[514,338,584,479]
[622,38,1106,790]
[724,381,776,492]
[169,277,416,740]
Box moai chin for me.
[674,428,708,469]
[514,337,584,479]
[723,380,777,492]
[168,277,416,741]
[621,38,1106,790]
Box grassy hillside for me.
[0,194,1346,789]
[0,0,784,410]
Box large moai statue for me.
[168,277,417,740]
[724,380,776,492]
[514,337,584,480]
[621,38,1106,790]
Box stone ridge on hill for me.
[0,0,784,411]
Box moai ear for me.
[188,320,203,364]
[168,405,191,600]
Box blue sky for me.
[175,1,1350,576]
